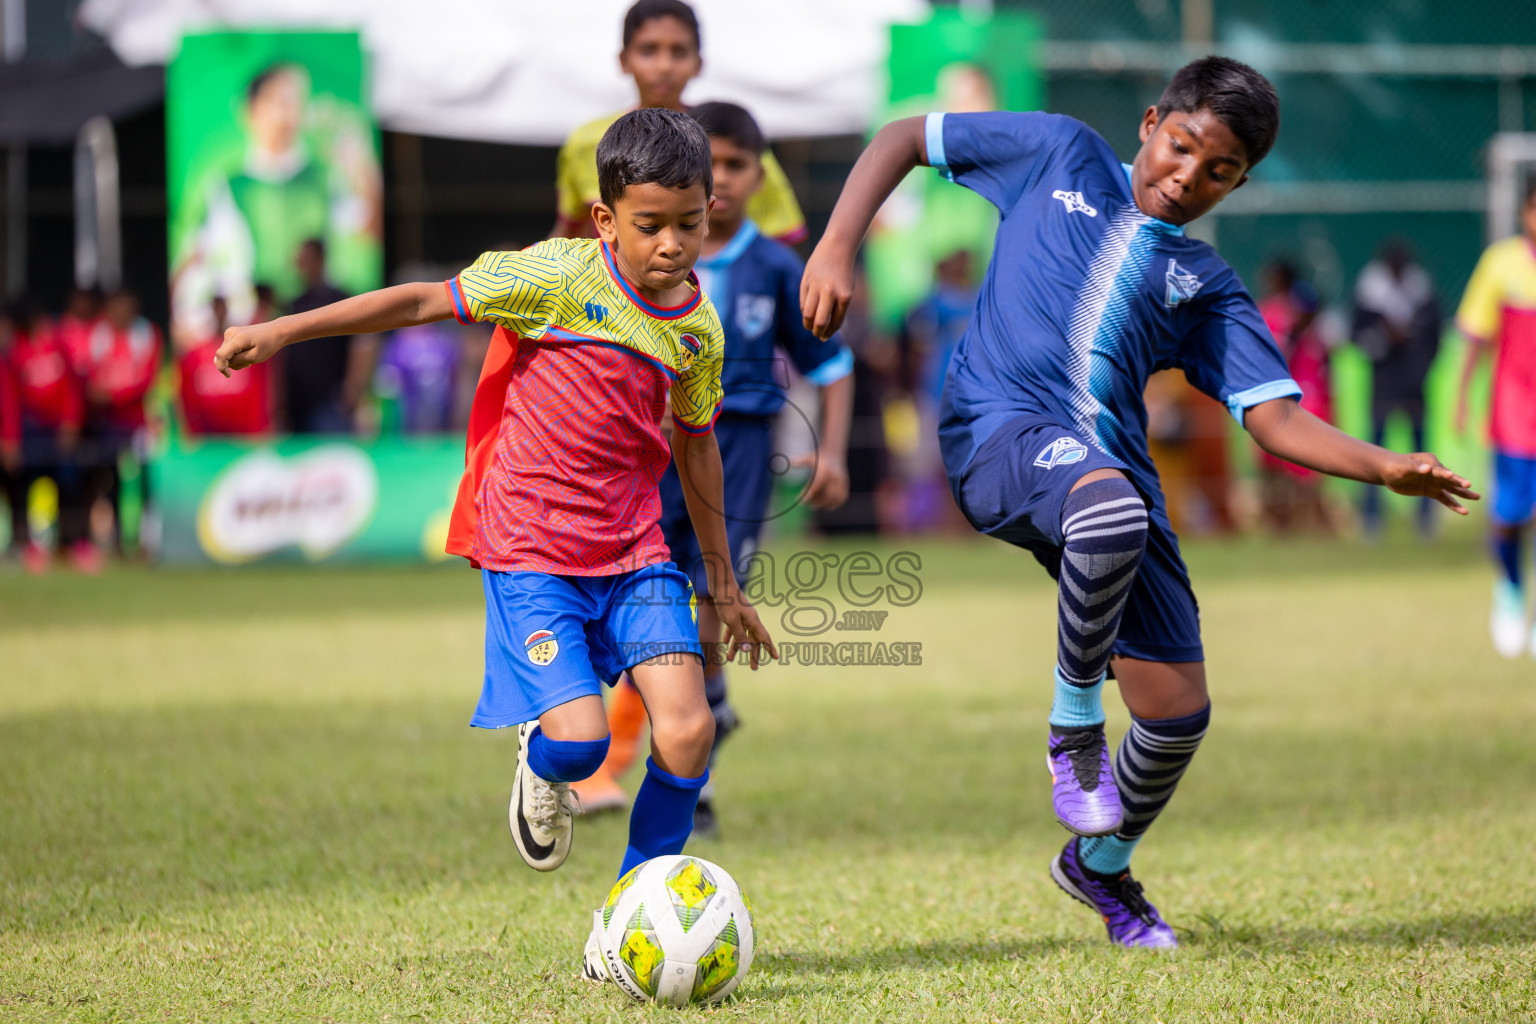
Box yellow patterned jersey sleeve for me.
[669,297,725,435]
[447,245,567,335]
[750,150,807,244]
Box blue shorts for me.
[474,563,702,729]
[658,415,775,596]
[1492,448,1536,526]
[949,414,1204,664]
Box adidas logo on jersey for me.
[1051,190,1098,217]
[1164,260,1203,308]
[1035,436,1089,470]
[584,300,607,324]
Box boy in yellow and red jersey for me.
[553,0,806,245]
[216,109,776,976]
[1456,176,1536,658]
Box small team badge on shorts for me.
[524,629,560,666]
[1035,436,1088,470]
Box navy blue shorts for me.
[658,415,775,596]
[1492,447,1536,527]
[950,414,1203,664]
[474,563,702,729]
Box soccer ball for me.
[593,854,756,1006]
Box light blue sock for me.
[1079,833,1141,875]
[1049,667,1105,728]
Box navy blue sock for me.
[526,728,610,783]
[619,757,708,877]
[1492,532,1523,588]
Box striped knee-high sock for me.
[1050,479,1148,727]
[1079,704,1210,875]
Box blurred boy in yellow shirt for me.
[552,0,807,245]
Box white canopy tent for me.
[78,0,928,144]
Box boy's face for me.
[247,68,306,155]
[1131,107,1250,226]
[593,182,712,293]
[620,16,701,109]
[706,136,764,227]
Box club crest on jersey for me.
[1035,436,1088,469]
[1164,259,1203,308]
[524,629,559,666]
[677,332,701,372]
[1051,190,1098,217]
[735,293,775,341]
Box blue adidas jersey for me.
[693,220,853,418]
[927,111,1300,485]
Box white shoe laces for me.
[528,777,572,835]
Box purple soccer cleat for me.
[1047,724,1123,837]
[1051,837,1177,949]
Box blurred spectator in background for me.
[251,282,279,325]
[375,320,461,435]
[816,268,894,535]
[1257,259,1337,533]
[282,238,374,434]
[1353,239,1441,539]
[901,249,975,531]
[179,295,273,437]
[5,302,90,572]
[82,289,162,560]
[58,287,100,376]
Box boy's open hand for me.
[1382,453,1480,514]
[713,587,779,670]
[214,323,286,378]
[800,247,855,341]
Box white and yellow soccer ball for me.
[594,854,756,1006]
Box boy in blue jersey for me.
[592,101,855,835]
[801,57,1478,948]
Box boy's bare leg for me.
[627,655,714,778]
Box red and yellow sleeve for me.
[445,248,563,334]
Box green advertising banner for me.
[867,9,1043,330]
[167,31,383,346]
[157,437,464,566]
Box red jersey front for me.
[443,239,724,575]
[82,317,162,429]
[11,325,82,430]
[179,338,273,436]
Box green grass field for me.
[3,526,1535,1022]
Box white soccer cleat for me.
[582,909,611,985]
[1490,581,1527,660]
[510,722,574,871]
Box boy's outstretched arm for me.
[671,428,780,668]
[1245,397,1480,513]
[214,282,452,377]
[801,117,929,340]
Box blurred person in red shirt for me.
[58,286,101,376]
[1256,259,1337,533]
[4,302,92,572]
[81,289,162,557]
[178,295,272,437]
